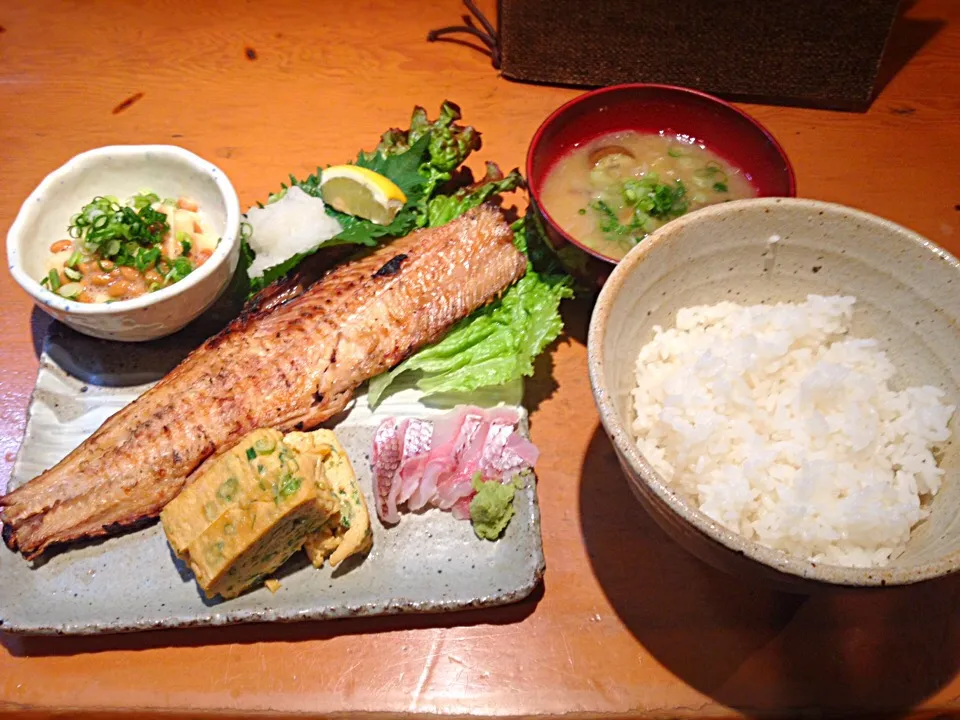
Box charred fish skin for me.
[0,206,526,558]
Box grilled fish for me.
[1,206,525,558]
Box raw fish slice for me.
[372,418,405,524]
[476,407,522,477]
[396,419,433,505]
[493,433,541,478]
[408,406,479,510]
[437,407,522,509]
[434,420,492,509]
[429,409,487,509]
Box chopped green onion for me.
[587,173,689,247]
[245,447,257,461]
[163,256,193,284]
[254,437,276,454]
[40,276,50,288]
[217,477,239,503]
[65,250,83,268]
[98,259,113,272]
[63,267,82,281]
[131,192,160,210]
[177,231,192,255]
[695,162,728,184]
[57,282,83,299]
[713,181,728,193]
[67,194,171,268]
[279,475,302,498]
[47,269,61,291]
[134,247,161,271]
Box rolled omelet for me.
[161,428,371,599]
[285,430,373,568]
[162,429,290,554]
[183,483,335,599]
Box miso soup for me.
[539,131,756,260]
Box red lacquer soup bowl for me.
[526,84,796,288]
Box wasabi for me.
[469,474,519,541]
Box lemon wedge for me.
[320,165,407,225]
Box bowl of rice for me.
[587,197,960,588]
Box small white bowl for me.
[6,145,241,342]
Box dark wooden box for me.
[498,0,901,110]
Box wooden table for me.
[1,1,958,717]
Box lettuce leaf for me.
[375,101,482,226]
[425,163,523,228]
[367,218,573,405]
[376,101,480,174]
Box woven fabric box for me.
[497,0,901,110]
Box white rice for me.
[245,186,342,279]
[631,295,955,568]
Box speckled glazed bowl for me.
[7,145,241,341]
[588,197,960,589]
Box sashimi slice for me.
[438,407,525,510]
[476,407,522,478]
[397,419,433,504]
[434,420,491,509]
[370,405,539,525]
[431,409,489,508]
[372,418,405,523]
[491,433,540,478]
[408,406,481,510]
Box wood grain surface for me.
[1,0,959,717]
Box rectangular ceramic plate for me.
[0,327,544,635]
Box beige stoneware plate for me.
[0,326,544,635]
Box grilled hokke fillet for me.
[0,206,526,558]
